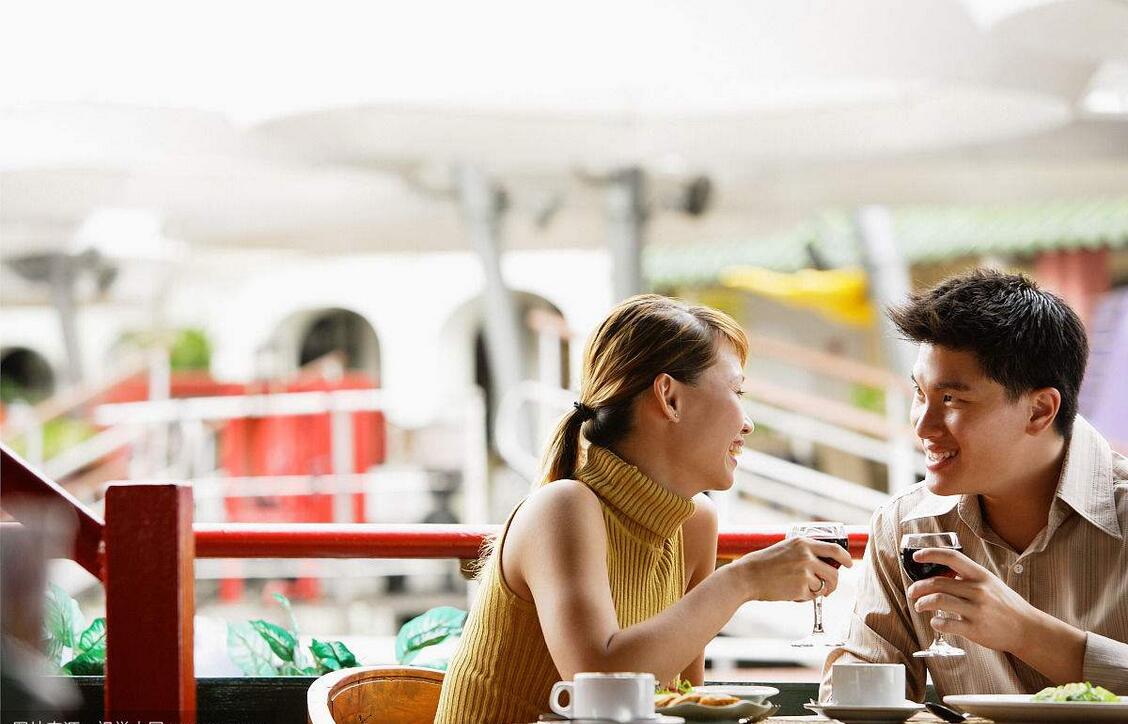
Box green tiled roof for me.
[645,198,1128,287]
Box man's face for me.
[910,344,1035,497]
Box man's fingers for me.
[914,592,971,618]
[929,614,969,638]
[912,547,982,579]
[906,575,966,601]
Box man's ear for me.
[651,373,680,422]
[1026,387,1061,435]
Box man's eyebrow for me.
[910,375,972,392]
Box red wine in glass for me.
[899,532,966,658]
[901,546,961,581]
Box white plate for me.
[658,699,777,722]
[694,684,780,704]
[804,699,924,724]
[944,694,1128,722]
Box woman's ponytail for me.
[539,404,589,484]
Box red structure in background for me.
[90,369,388,601]
[221,374,386,525]
[217,373,386,601]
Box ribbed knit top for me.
[434,445,696,724]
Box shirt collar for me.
[1055,415,1122,540]
[899,415,1122,541]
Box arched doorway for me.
[444,292,569,447]
[266,307,381,381]
[0,347,56,404]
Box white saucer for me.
[804,699,924,724]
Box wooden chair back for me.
[307,665,445,724]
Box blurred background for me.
[2,0,1127,682]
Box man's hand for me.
[907,548,1036,653]
[907,548,1085,683]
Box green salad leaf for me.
[656,675,695,695]
[1033,682,1119,703]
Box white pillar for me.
[855,205,918,494]
[606,168,647,302]
[457,166,524,409]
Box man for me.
[822,269,1128,701]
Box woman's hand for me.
[729,537,852,602]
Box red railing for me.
[193,523,869,560]
[1,443,870,724]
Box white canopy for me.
[2,0,1126,255]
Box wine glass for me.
[900,532,966,658]
[788,522,848,648]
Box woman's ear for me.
[1026,387,1061,435]
[652,373,680,422]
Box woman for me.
[435,295,850,723]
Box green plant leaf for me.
[309,639,337,671]
[250,620,296,663]
[227,621,278,676]
[309,638,359,672]
[329,641,357,668]
[42,632,64,666]
[76,618,107,660]
[63,650,104,675]
[272,592,309,669]
[279,661,305,676]
[394,607,466,664]
[169,328,212,371]
[43,583,85,650]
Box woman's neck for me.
[609,437,698,499]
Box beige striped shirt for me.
[821,416,1128,701]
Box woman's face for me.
[670,342,753,492]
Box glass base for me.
[912,640,966,657]
[791,631,845,648]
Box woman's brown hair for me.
[540,294,748,484]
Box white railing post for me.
[147,347,172,476]
[330,400,355,524]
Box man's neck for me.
[978,436,1068,553]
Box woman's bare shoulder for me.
[515,479,604,530]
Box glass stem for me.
[935,609,949,644]
[812,595,826,634]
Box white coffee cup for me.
[831,663,906,706]
[550,672,656,722]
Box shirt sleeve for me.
[1083,631,1128,691]
[819,506,928,703]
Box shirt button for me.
[1013,563,1024,574]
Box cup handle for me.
[549,681,574,718]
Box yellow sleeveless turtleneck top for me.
[434,445,696,724]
